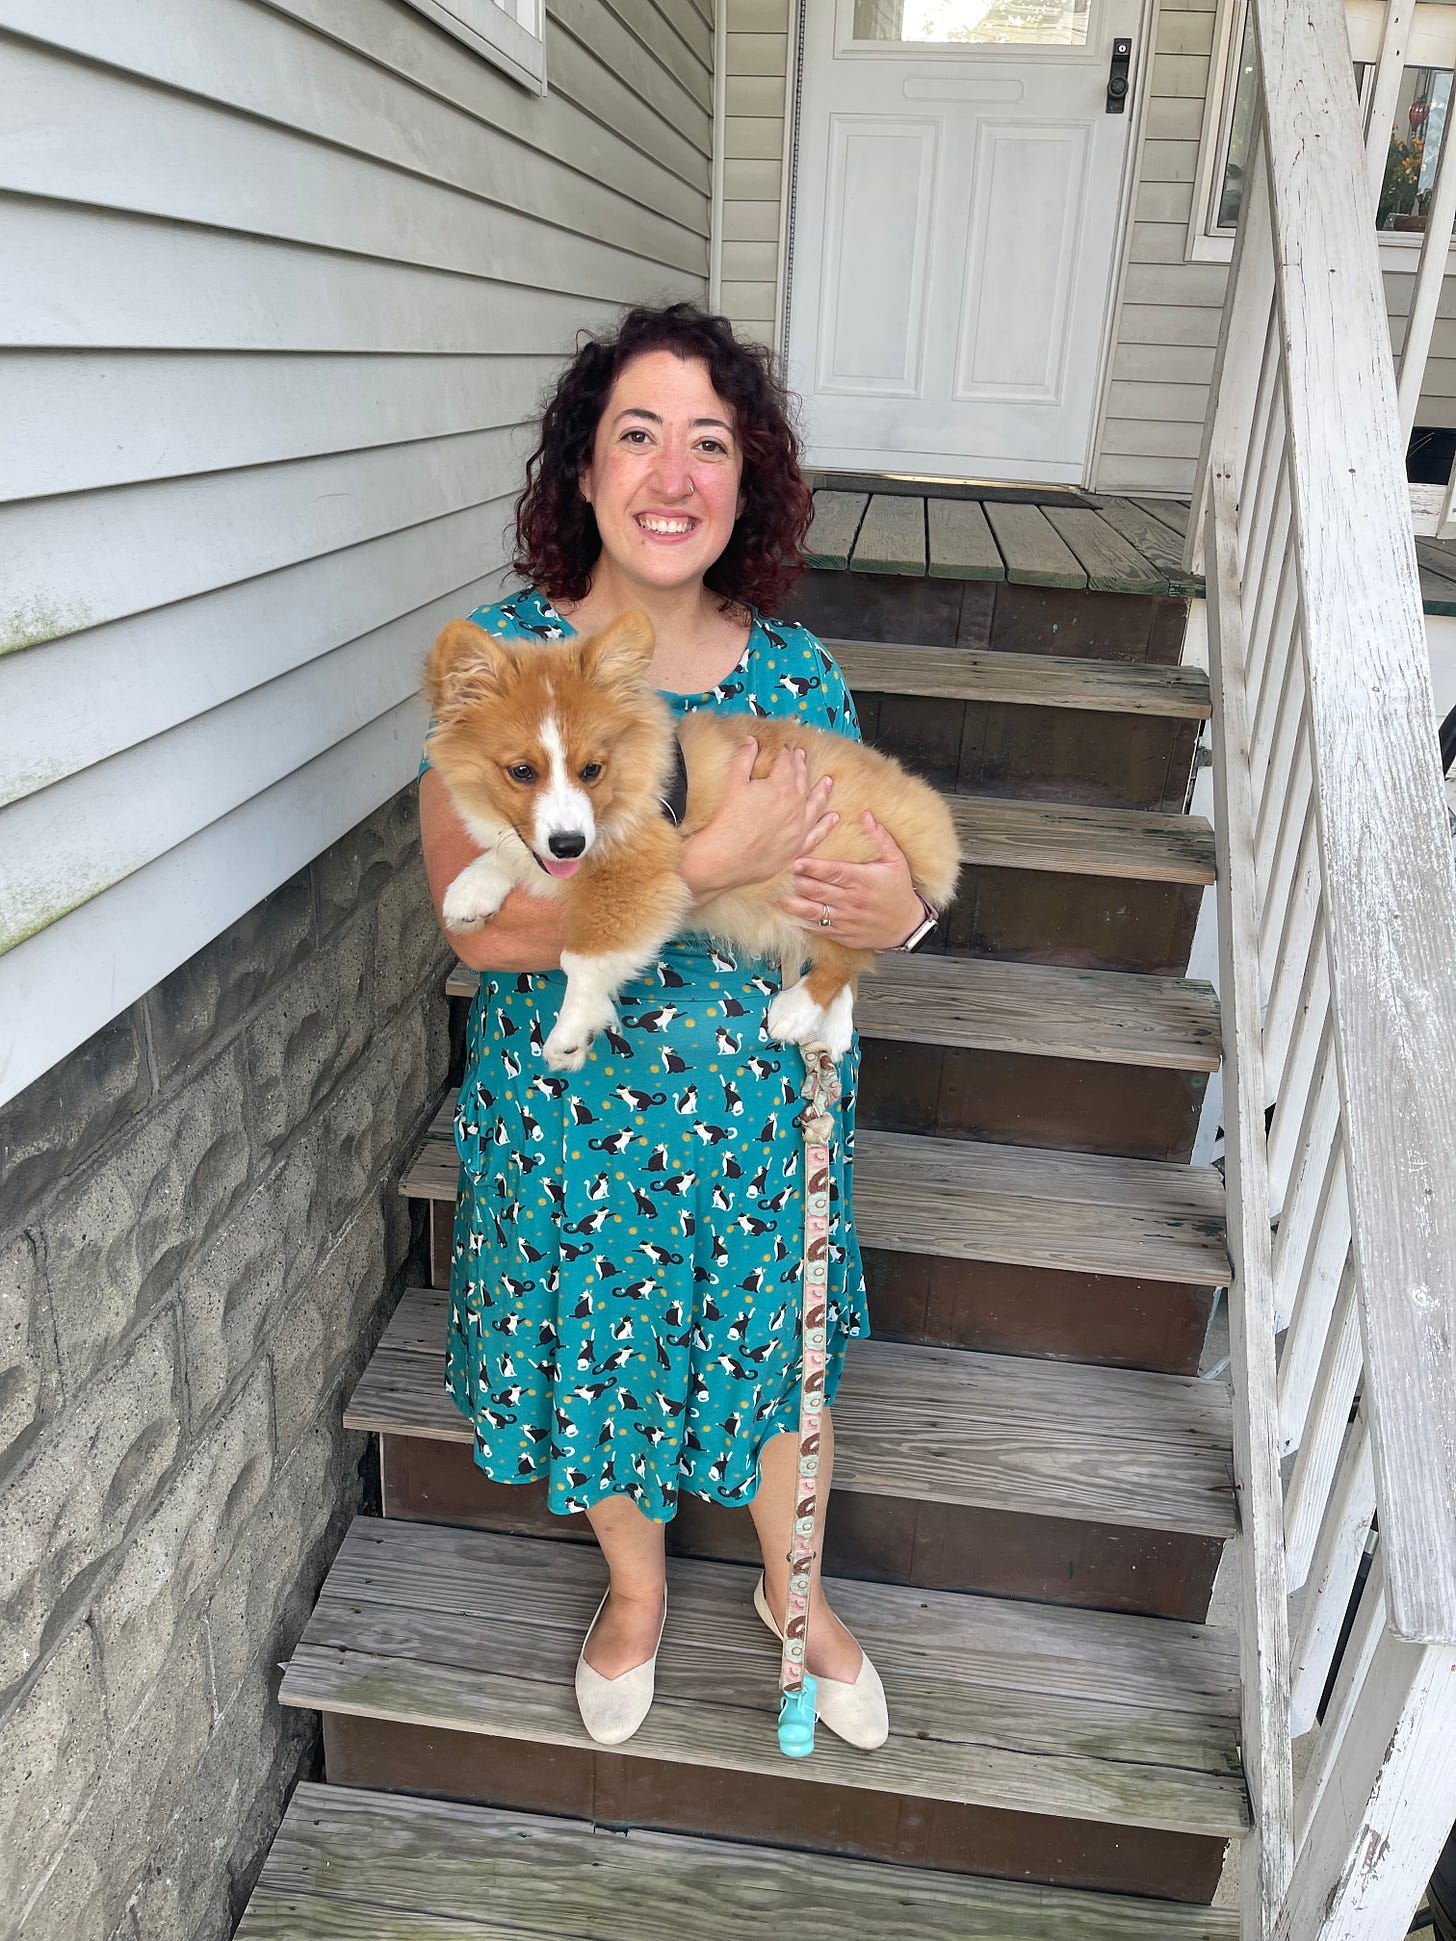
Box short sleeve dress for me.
[424,586,869,1524]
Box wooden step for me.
[443,792,1216,980]
[449,954,1217,1161]
[435,798,1216,899]
[854,1131,1229,1284]
[404,1104,1226,1377]
[831,639,1211,717]
[349,1287,1233,1620]
[238,1780,1241,1939]
[409,1098,1227,1267]
[349,1289,1235,1541]
[449,952,1220,1072]
[947,794,1213,885]
[280,1524,1247,1898]
[401,1120,1228,1288]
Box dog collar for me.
[658,736,688,827]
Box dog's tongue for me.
[540,856,582,879]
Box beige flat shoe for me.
[574,1587,667,1746]
[753,1573,889,1750]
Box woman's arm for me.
[419,767,566,973]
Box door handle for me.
[1106,38,1132,113]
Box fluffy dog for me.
[424,611,959,1070]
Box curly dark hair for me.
[512,303,814,617]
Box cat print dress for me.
[424,586,869,1523]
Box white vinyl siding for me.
[0,0,711,1107]
[719,0,791,349]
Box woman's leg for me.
[581,1493,669,1676]
[748,1407,864,1683]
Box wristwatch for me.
[892,893,940,953]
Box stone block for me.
[322,1001,431,1218]
[15,1620,214,1941]
[41,1042,252,1392]
[0,1227,61,1487]
[14,1826,110,1941]
[178,1124,336,1429]
[128,1633,317,1941]
[146,869,315,1083]
[312,784,422,940]
[244,913,375,1165]
[204,1409,350,1720]
[93,1364,273,1730]
[268,1204,385,1463]
[0,1311,182,1704]
[373,859,453,1022]
[0,1620,112,1917]
[0,1003,151,1214]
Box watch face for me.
[900,915,938,952]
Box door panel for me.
[820,118,939,392]
[956,122,1087,401]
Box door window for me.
[848,0,1092,50]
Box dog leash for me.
[777,1040,841,1759]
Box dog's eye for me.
[579,763,603,782]
[507,763,536,784]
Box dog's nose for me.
[549,832,586,858]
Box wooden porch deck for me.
[804,482,1456,616]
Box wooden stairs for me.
[240,552,1247,1938]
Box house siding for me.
[719,0,792,350]
[1090,0,1226,496]
[0,0,711,1110]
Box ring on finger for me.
[819,903,832,929]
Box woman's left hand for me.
[780,812,926,951]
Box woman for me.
[419,304,928,1751]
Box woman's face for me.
[578,349,745,597]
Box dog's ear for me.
[582,610,655,689]
[425,620,512,717]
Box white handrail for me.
[1191,0,1456,1929]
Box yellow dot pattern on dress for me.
[438,586,869,1523]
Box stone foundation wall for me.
[0,785,452,1941]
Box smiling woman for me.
[418,303,923,1754]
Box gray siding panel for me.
[0,0,710,1105]
[719,0,789,349]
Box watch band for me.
[892,893,939,952]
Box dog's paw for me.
[542,1030,588,1072]
[442,874,506,933]
[542,1003,616,1072]
[767,979,827,1049]
[767,980,854,1060]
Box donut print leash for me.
[777,1042,841,1759]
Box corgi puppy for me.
[424,611,960,1070]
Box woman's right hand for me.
[681,737,837,900]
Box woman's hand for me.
[780,812,927,951]
[681,737,838,900]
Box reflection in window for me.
[1372,67,1452,231]
[851,0,1090,48]
[1215,11,1453,238]
[1217,5,1258,229]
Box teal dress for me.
[425,587,869,1523]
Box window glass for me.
[1374,66,1453,230]
[851,0,1091,49]
[1217,5,1259,228]
[1215,14,1453,236]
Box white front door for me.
[787,0,1143,483]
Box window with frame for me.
[400,0,546,93]
[1190,0,1456,255]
